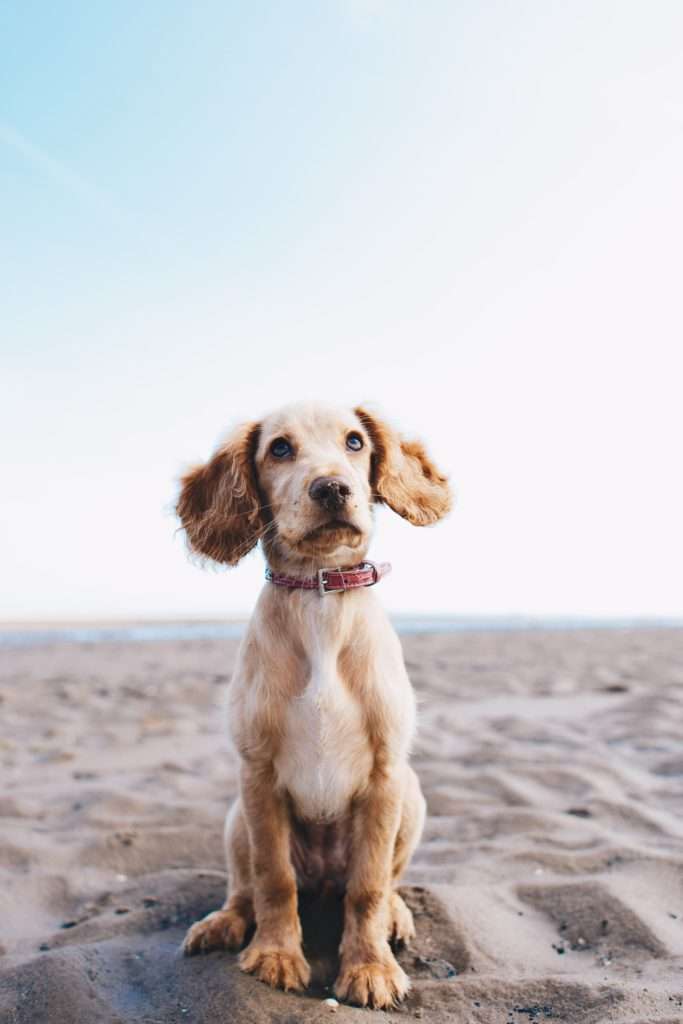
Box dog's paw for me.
[334,955,409,1009]
[183,907,250,955]
[389,891,416,947]
[239,941,311,992]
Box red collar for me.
[265,560,391,596]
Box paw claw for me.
[335,957,409,1009]
[182,907,250,955]
[239,943,311,992]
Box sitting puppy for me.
[177,402,451,1009]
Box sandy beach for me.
[1,626,682,1023]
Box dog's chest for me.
[274,657,372,822]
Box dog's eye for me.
[346,432,364,452]
[270,437,293,458]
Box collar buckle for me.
[317,567,343,596]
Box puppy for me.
[177,402,451,1008]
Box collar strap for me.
[265,560,391,597]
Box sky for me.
[1,1,682,621]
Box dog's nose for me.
[309,476,351,511]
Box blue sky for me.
[2,2,682,619]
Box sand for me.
[1,627,682,1023]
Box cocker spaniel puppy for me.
[177,402,451,1009]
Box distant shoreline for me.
[0,616,680,649]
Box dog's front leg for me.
[334,769,408,1009]
[238,763,311,992]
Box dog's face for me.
[255,404,374,567]
[177,401,451,572]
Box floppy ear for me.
[176,422,263,565]
[355,407,452,526]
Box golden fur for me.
[177,402,451,1008]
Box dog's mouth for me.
[302,520,362,544]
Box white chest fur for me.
[274,651,372,822]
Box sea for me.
[0,617,680,649]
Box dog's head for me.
[177,402,451,572]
